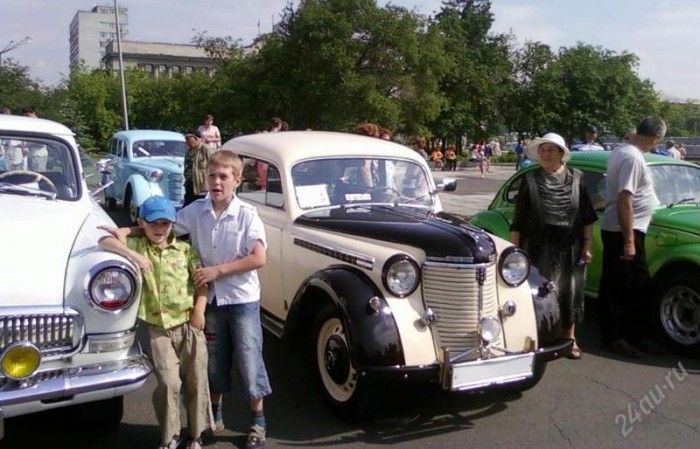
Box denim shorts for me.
[204,301,272,400]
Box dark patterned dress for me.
[511,167,598,327]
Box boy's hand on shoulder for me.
[98,225,130,243]
[194,266,219,289]
[190,309,205,331]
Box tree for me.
[431,0,513,146]
[0,60,51,117]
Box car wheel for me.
[657,272,700,348]
[313,306,369,418]
[123,188,138,224]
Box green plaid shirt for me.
[126,235,200,329]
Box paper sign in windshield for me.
[296,184,331,208]
[345,193,371,202]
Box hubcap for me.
[317,317,357,402]
[660,286,700,345]
[324,334,350,385]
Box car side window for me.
[238,156,284,209]
[581,170,606,211]
[505,176,522,204]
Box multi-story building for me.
[69,4,128,71]
[102,41,217,78]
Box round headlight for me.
[382,255,420,297]
[1,343,41,380]
[480,316,502,343]
[89,267,138,311]
[499,247,530,287]
[149,169,163,182]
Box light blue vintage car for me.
[104,130,186,222]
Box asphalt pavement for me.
[435,163,516,217]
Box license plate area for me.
[448,353,534,391]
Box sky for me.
[1,0,698,101]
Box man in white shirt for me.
[598,116,666,358]
[572,125,605,151]
[665,140,681,159]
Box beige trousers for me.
[148,322,211,444]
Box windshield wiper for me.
[667,197,698,208]
[0,182,57,200]
[394,190,435,206]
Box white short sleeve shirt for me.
[601,144,659,233]
[175,196,267,305]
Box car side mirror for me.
[437,178,457,192]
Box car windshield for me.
[0,135,80,200]
[292,157,433,209]
[132,140,186,158]
[650,164,700,206]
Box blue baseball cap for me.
[139,196,176,223]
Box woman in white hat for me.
[510,132,598,359]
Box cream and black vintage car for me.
[0,116,151,436]
[224,131,572,416]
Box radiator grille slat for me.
[1,313,79,357]
[422,263,503,355]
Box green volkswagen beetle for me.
[470,151,700,349]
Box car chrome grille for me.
[0,313,82,358]
[168,173,184,201]
[422,262,503,356]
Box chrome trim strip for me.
[294,238,375,270]
[261,310,284,339]
[423,260,495,269]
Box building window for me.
[185,66,194,74]
[171,65,180,74]
[158,65,167,75]
[144,64,153,73]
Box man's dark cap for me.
[586,125,598,133]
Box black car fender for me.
[284,266,405,367]
[527,265,562,347]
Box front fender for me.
[126,175,161,208]
[527,265,562,346]
[286,267,405,367]
[470,210,511,240]
[649,242,700,280]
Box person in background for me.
[269,117,283,133]
[572,125,605,151]
[676,143,686,160]
[598,116,667,358]
[483,141,493,173]
[198,115,222,149]
[183,130,214,206]
[429,146,443,170]
[510,132,597,360]
[514,139,525,170]
[378,127,392,140]
[444,145,457,171]
[21,106,48,171]
[411,136,429,161]
[99,196,210,449]
[666,140,681,159]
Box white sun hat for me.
[525,132,571,162]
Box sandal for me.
[246,424,266,449]
[567,341,582,360]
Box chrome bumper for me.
[0,346,152,409]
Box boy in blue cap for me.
[99,195,210,449]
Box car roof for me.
[568,150,696,168]
[113,129,185,142]
[223,131,421,167]
[0,115,75,137]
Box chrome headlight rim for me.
[0,341,42,381]
[85,260,140,313]
[499,246,530,287]
[149,169,163,183]
[382,254,421,298]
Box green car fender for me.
[469,210,511,240]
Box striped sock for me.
[252,409,266,428]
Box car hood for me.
[295,206,496,262]
[653,205,700,236]
[130,157,184,173]
[0,196,88,306]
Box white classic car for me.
[223,131,572,416]
[0,116,151,436]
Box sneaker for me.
[187,438,203,449]
[158,435,180,449]
[246,424,266,449]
